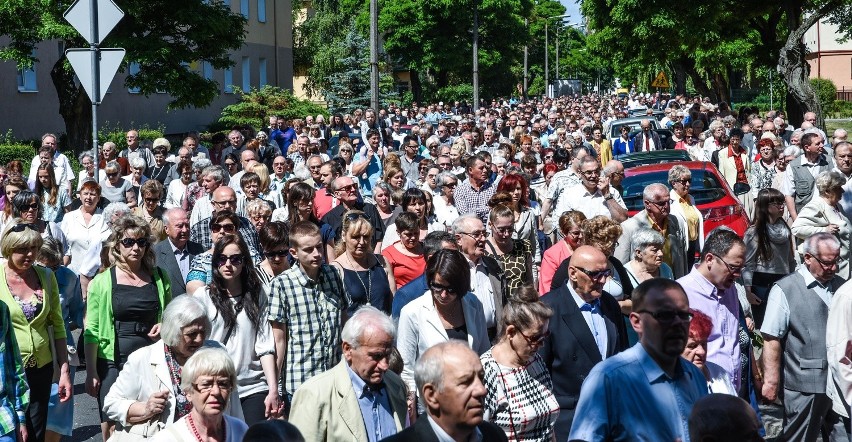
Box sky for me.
[560,0,582,21]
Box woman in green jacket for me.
[84,214,171,441]
[0,220,71,442]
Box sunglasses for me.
[8,223,38,233]
[265,250,289,259]
[345,212,368,222]
[144,198,159,203]
[120,237,149,248]
[211,223,237,233]
[636,309,693,324]
[22,203,39,210]
[107,172,119,178]
[216,254,244,266]
[429,282,458,295]
[571,265,612,281]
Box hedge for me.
[0,144,36,172]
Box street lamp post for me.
[472,0,479,109]
[544,14,570,98]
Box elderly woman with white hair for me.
[150,347,248,442]
[792,171,852,279]
[432,172,460,228]
[624,228,674,286]
[104,296,242,439]
[100,160,134,204]
[124,156,149,196]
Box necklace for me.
[188,412,225,442]
[346,253,372,302]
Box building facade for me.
[805,18,852,92]
[0,0,292,142]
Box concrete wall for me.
[0,0,293,142]
[805,18,852,91]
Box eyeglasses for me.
[645,199,672,208]
[22,203,39,211]
[106,172,119,178]
[636,309,693,324]
[429,282,458,296]
[544,155,553,160]
[212,199,237,207]
[265,250,289,259]
[8,223,38,233]
[493,226,513,234]
[459,231,489,239]
[581,170,601,177]
[224,162,236,167]
[769,200,785,207]
[808,253,839,270]
[273,162,286,167]
[711,253,744,274]
[517,329,550,346]
[144,197,159,203]
[571,266,612,281]
[337,184,357,193]
[216,254,244,266]
[211,223,237,233]
[119,237,150,248]
[193,379,233,393]
[345,212,368,222]
[672,179,691,186]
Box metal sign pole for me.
[90,0,100,178]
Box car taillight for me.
[701,204,744,221]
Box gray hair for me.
[160,295,211,347]
[245,198,272,215]
[816,171,847,196]
[435,172,458,194]
[103,202,130,225]
[38,236,63,266]
[192,158,212,173]
[104,160,121,173]
[783,145,801,158]
[203,165,225,183]
[642,183,669,201]
[78,150,95,163]
[492,155,507,166]
[708,120,724,131]
[425,135,441,147]
[631,228,664,258]
[414,341,472,395]
[579,155,599,170]
[451,214,482,234]
[341,306,396,348]
[668,165,691,183]
[180,346,237,393]
[129,156,146,170]
[803,232,841,256]
[373,180,393,196]
[162,207,187,225]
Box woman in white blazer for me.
[396,249,490,394]
[103,296,243,439]
[792,171,852,279]
[668,165,705,270]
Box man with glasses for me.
[189,185,259,251]
[118,129,155,169]
[783,132,835,221]
[677,228,746,395]
[539,246,629,439]
[399,135,424,183]
[154,208,204,298]
[570,278,708,441]
[762,233,849,441]
[556,156,627,222]
[452,214,506,341]
[615,183,688,278]
[321,176,385,251]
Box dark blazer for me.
[538,281,629,440]
[633,130,663,151]
[153,238,204,297]
[380,414,507,442]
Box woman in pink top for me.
[538,211,586,294]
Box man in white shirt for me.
[558,156,627,222]
[27,133,74,196]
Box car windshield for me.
[620,169,727,211]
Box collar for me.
[293,264,323,286]
[345,363,384,398]
[647,212,668,232]
[566,276,598,309]
[637,343,685,383]
[832,167,852,181]
[798,265,833,290]
[169,239,188,254]
[426,416,483,442]
[727,145,745,157]
[686,267,720,300]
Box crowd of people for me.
[1,91,850,442]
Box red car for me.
[620,161,750,237]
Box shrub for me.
[0,144,36,173]
[98,122,166,150]
[433,84,474,104]
[218,86,328,130]
[811,78,837,110]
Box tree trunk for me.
[672,62,688,96]
[679,60,715,101]
[50,53,92,153]
[410,69,423,104]
[710,72,730,104]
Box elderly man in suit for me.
[538,245,629,440]
[615,183,688,278]
[153,208,203,297]
[633,119,663,152]
[380,341,507,442]
[290,306,408,442]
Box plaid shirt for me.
[182,182,207,214]
[0,301,28,435]
[189,215,260,252]
[268,264,347,395]
[454,178,497,225]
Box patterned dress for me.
[481,349,560,441]
[486,239,532,292]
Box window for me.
[259,58,267,87]
[224,67,234,93]
[127,62,141,94]
[242,57,251,91]
[240,0,249,18]
[257,0,266,22]
[202,61,213,80]
[17,64,37,93]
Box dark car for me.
[618,149,691,169]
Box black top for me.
[321,201,386,247]
[342,264,392,315]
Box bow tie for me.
[580,300,601,314]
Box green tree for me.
[219,86,328,129]
[0,0,246,151]
[322,28,397,114]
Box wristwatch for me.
[604,195,614,201]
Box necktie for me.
[177,249,189,281]
[581,300,603,355]
[645,134,650,151]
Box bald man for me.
[538,246,629,439]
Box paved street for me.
[68,366,101,442]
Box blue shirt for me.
[391,274,428,321]
[568,282,608,360]
[345,363,396,442]
[569,343,708,442]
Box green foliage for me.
[98,123,166,150]
[322,29,398,114]
[434,85,474,104]
[219,86,328,130]
[829,100,852,118]
[811,78,837,109]
[0,144,35,173]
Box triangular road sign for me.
[63,0,125,46]
[651,71,670,89]
[66,48,126,104]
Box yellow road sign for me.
[651,71,670,89]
